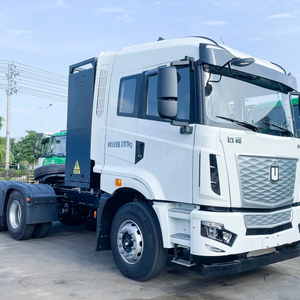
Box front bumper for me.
[201,242,300,277]
[190,206,300,256]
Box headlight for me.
[201,221,236,246]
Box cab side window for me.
[117,74,141,116]
[146,67,190,121]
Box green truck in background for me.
[34,130,66,183]
[292,96,300,137]
[40,130,67,166]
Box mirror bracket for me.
[171,120,193,135]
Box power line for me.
[0,61,68,102]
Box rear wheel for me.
[6,191,35,240]
[110,202,167,281]
[32,222,52,238]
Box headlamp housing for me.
[201,221,237,247]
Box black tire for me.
[34,164,65,181]
[6,191,35,240]
[110,202,167,281]
[32,222,52,238]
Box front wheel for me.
[110,202,167,281]
[6,191,35,240]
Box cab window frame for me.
[117,74,141,117]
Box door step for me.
[171,257,196,267]
[171,244,196,267]
[170,233,190,247]
[168,207,193,220]
[170,233,190,240]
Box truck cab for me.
[1,37,300,282]
[86,37,300,278]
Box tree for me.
[0,137,15,164]
[12,130,40,165]
[0,116,3,131]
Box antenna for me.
[220,36,225,45]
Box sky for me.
[0,0,300,139]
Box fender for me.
[0,181,58,227]
[95,189,149,252]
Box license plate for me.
[263,234,281,249]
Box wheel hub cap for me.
[117,220,143,264]
[9,200,21,229]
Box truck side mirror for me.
[157,66,178,120]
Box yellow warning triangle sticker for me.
[73,160,80,174]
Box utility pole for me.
[5,63,19,170]
[5,64,11,170]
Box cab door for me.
[133,64,196,203]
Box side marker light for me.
[115,179,122,187]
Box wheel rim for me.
[117,220,143,264]
[9,200,21,229]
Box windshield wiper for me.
[216,116,260,133]
[263,120,293,137]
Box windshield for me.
[41,135,66,157]
[203,66,294,136]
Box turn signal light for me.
[115,179,122,187]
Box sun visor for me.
[199,43,297,91]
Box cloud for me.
[202,20,229,26]
[208,0,251,11]
[265,13,293,19]
[246,37,262,42]
[95,4,136,23]
[115,14,135,24]
[38,0,69,10]
[8,30,31,35]
[96,6,125,13]
[153,1,160,5]
[0,37,43,53]
[56,0,67,8]
[277,27,300,35]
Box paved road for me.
[0,222,300,300]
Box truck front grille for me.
[244,209,292,228]
[238,155,297,208]
[246,222,292,235]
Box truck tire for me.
[110,202,167,281]
[32,222,52,238]
[34,164,65,181]
[6,191,35,240]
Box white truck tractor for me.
[1,36,300,281]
